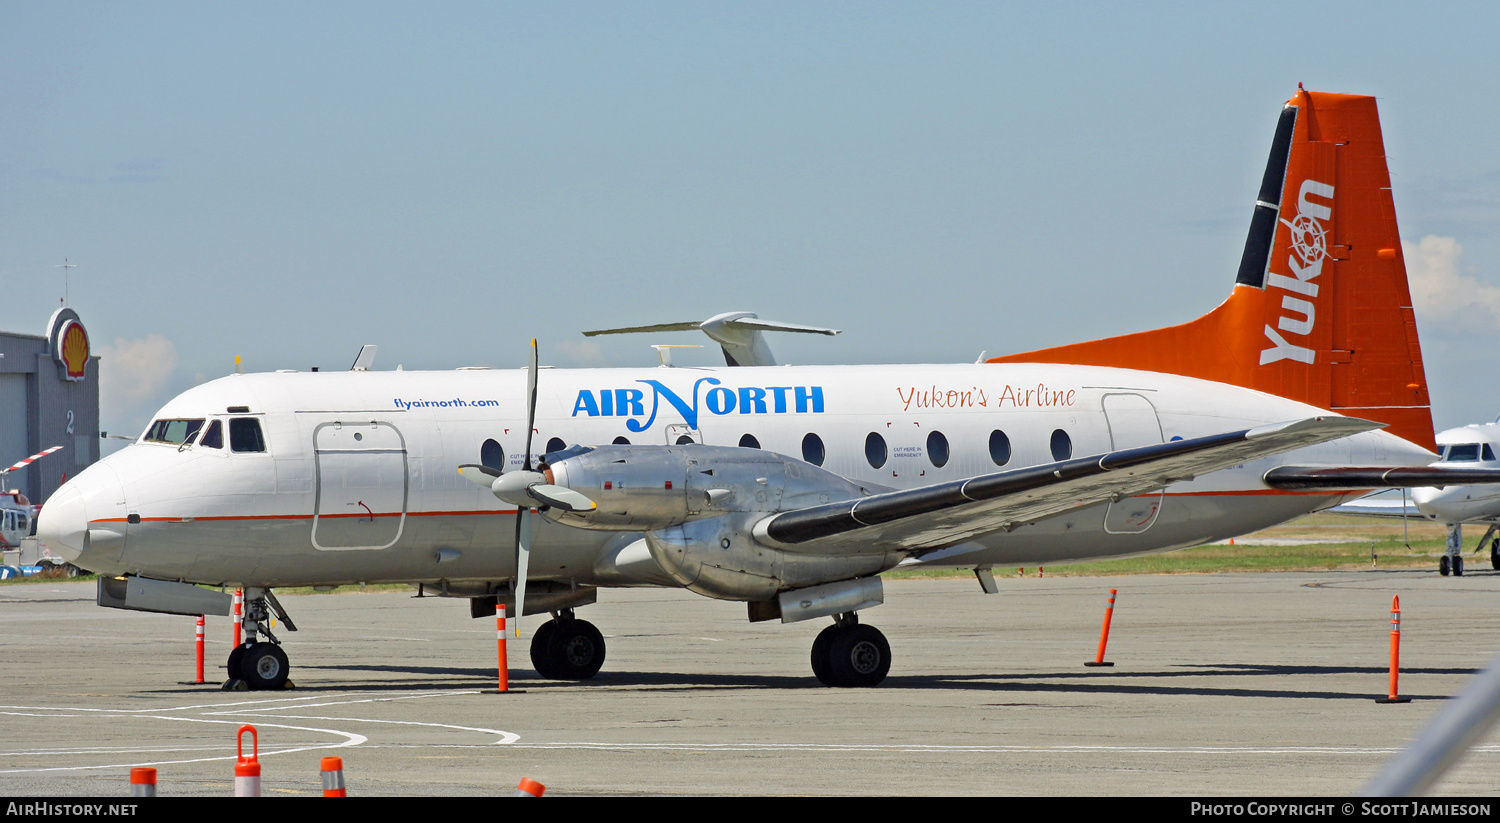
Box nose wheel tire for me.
[1440,556,1451,576]
[812,623,891,687]
[227,642,291,690]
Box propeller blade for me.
[514,505,532,638]
[458,464,501,487]
[515,338,540,638]
[527,484,597,513]
[522,338,538,471]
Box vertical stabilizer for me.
[990,89,1434,451]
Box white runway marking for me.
[0,690,518,775]
[506,742,1500,756]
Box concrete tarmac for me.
[2,570,1499,797]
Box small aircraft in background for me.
[1334,420,1500,576]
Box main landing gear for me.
[225,588,296,690]
[811,613,891,688]
[529,609,606,680]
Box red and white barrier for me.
[497,605,509,693]
[194,615,205,684]
[232,589,243,649]
[1085,588,1118,667]
[1377,595,1412,704]
[129,767,156,797]
[321,756,347,797]
[234,725,261,797]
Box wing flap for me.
[754,416,1380,555]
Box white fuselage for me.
[40,362,1433,588]
[1408,423,1500,525]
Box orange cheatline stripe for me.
[92,509,520,524]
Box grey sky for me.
[3,2,1498,447]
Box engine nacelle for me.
[644,512,900,601]
[542,445,905,600]
[541,444,871,531]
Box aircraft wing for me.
[753,416,1380,556]
[1263,466,1500,490]
[1326,489,1423,520]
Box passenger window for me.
[1050,429,1072,461]
[801,433,825,466]
[739,434,760,449]
[229,418,267,453]
[201,420,223,449]
[481,439,505,470]
[545,437,566,454]
[612,436,631,445]
[865,432,887,469]
[927,431,950,468]
[989,430,1012,466]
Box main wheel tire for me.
[1491,540,1500,571]
[241,644,290,690]
[529,620,559,679]
[1454,555,1465,577]
[826,624,891,688]
[226,643,248,680]
[1440,555,1452,576]
[810,624,842,686]
[544,619,606,680]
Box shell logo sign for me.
[58,320,90,381]
[46,308,92,383]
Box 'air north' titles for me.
[572,379,825,431]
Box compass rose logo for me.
[1280,212,1328,266]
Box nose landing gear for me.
[224,588,296,690]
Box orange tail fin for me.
[990,89,1434,451]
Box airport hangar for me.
[0,308,100,506]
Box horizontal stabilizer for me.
[1264,466,1500,491]
[583,311,839,367]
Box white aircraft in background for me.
[39,88,1500,690]
[1336,420,1500,576]
[0,446,61,551]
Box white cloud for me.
[553,338,609,367]
[1406,235,1500,331]
[99,334,179,406]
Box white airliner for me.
[38,88,1500,690]
[1336,420,1500,576]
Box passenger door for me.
[312,421,409,550]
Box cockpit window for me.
[145,419,205,445]
[200,420,224,449]
[229,418,266,453]
[1486,444,1497,462]
[1444,443,1482,462]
